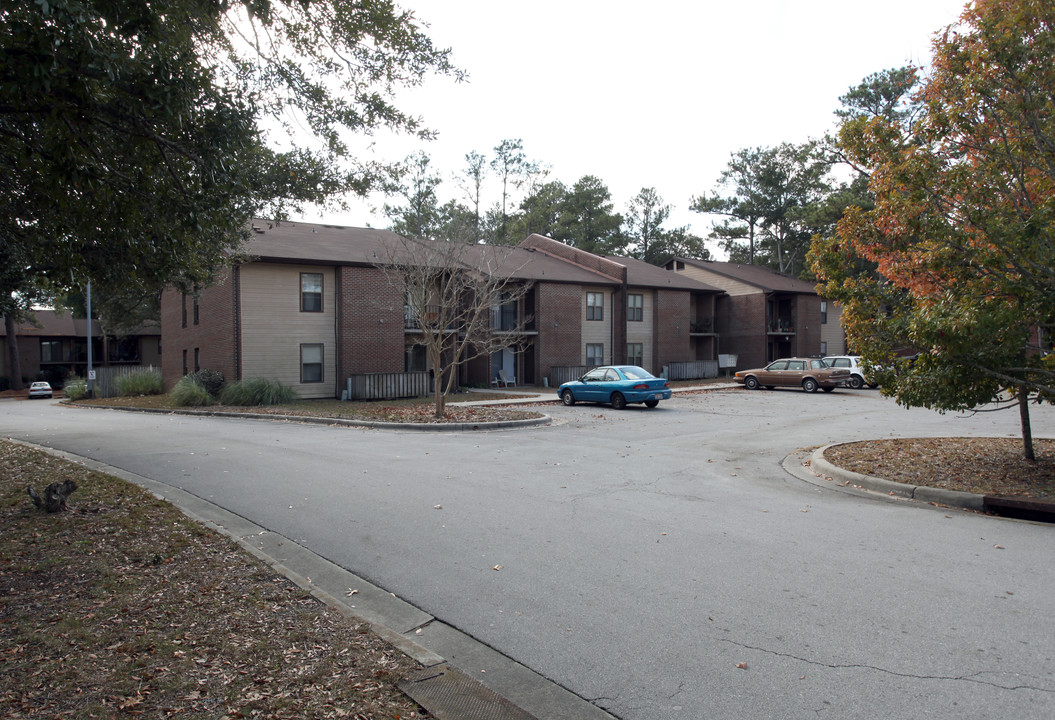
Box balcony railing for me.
[768,318,796,333]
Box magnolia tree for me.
[379,239,533,418]
[808,0,1055,460]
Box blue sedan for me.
[558,365,672,409]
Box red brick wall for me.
[535,283,583,380]
[652,289,692,369]
[717,294,767,370]
[160,267,239,390]
[339,266,405,376]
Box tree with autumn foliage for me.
[808,0,1055,460]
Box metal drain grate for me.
[399,665,539,720]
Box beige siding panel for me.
[821,302,846,355]
[675,267,756,296]
[240,263,337,398]
[582,288,611,364]
[627,289,654,371]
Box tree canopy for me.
[808,0,1055,459]
[692,142,831,275]
[1,0,459,311]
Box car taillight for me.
[634,383,649,390]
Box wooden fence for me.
[664,360,718,380]
[548,366,591,387]
[91,365,161,398]
[346,372,430,400]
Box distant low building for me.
[1,310,161,389]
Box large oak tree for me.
[1,0,458,385]
[809,0,1055,460]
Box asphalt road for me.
[3,388,1054,720]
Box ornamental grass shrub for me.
[170,375,214,407]
[115,368,164,396]
[217,378,296,406]
[64,377,88,401]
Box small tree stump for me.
[27,480,78,513]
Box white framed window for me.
[586,292,604,321]
[820,301,828,324]
[586,343,604,366]
[301,343,324,383]
[628,294,643,321]
[301,273,323,312]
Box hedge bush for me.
[217,378,297,406]
[187,369,225,396]
[64,377,88,401]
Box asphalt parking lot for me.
[3,389,1054,720]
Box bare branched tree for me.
[378,238,533,418]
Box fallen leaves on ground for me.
[824,437,1055,499]
[0,441,427,719]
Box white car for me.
[823,356,877,389]
[28,381,53,399]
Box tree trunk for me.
[5,314,23,391]
[1018,388,1035,462]
[27,480,78,513]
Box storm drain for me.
[399,664,539,720]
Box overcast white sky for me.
[295,0,969,252]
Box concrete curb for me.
[10,439,614,720]
[65,401,553,432]
[805,443,986,511]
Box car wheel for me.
[744,376,760,390]
[848,375,864,389]
[561,389,576,406]
[644,399,659,408]
[822,387,835,393]
[802,378,819,393]
[610,392,627,410]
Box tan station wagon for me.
[734,357,851,393]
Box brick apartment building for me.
[665,258,845,370]
[160,221,724,398]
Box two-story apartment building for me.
[161,222,724,397]
[665,258,844,370]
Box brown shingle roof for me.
[673,258,819,294]
[243,220,622,286]
[605,255,723,293]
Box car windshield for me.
[620,366,654,380]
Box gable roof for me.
[605,255,723,293]
[242,221,622,286]
[670,258,819,294]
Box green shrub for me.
[217,378,297,406]
[115,368,164,396]
[64,377,88,401]
[187,368,225,396]
[170,376,214,407]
